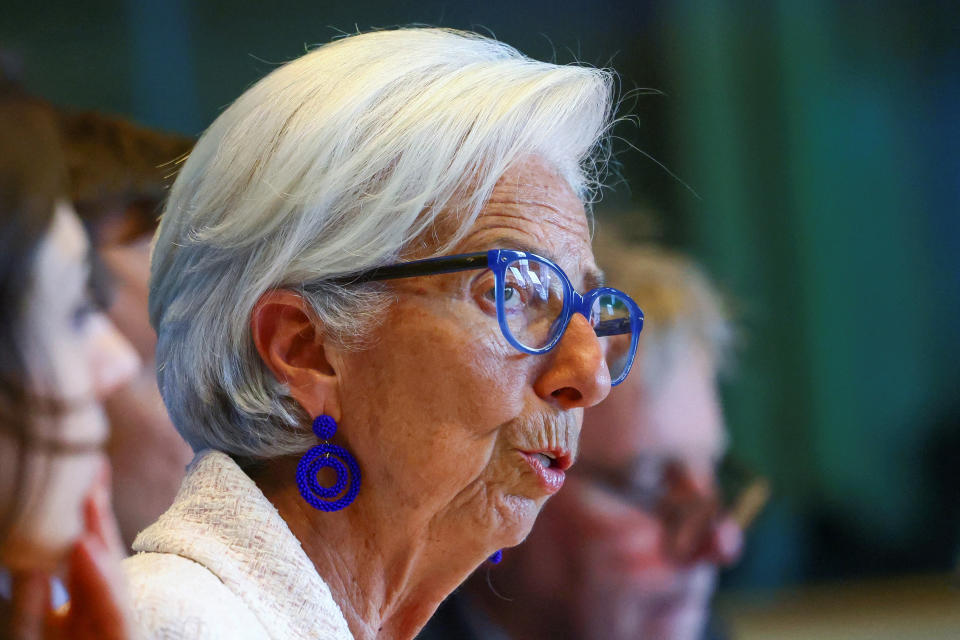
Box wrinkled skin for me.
[338,156,611,553]
[251,156,614,639]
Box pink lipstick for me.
[519,449,572,494]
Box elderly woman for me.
[124,28,644,639]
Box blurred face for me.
[0,204,139,571]
[98,237,195,549]
[507,341,734,640]
[334,156,611,557]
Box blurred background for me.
[4,0,958,636]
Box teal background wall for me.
[3,0,957,590]
[663,0,960,587]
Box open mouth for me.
[519,449,572,494]
[533,452,556,468]
[529,451,571,470]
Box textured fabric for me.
[124,449,354,640]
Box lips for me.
[519,449,572,494]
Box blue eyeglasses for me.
[338,249,644,386]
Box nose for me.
[87,313,141,400]
[533,312,611,410]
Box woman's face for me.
[0,203,139,571]
[333,156,611,557]
[99,237,195,549]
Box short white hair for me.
[150,28,614,459]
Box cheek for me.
[341,302,528,507]
[29,329,94,402]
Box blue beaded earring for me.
[296,415,362,511]
[488,550,503,564]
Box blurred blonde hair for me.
[593,224,733,386]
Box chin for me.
[495,493,545,548]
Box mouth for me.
[519,449,572,494]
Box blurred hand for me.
[8,464,136,639]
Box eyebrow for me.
[485,236,606,291]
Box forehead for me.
[454,156,593,269]
[581,343,726,466]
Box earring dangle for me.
[296,414,362,511]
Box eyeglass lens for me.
[591,293,634,382]
[502,258,566,350]
[503,258,635,382]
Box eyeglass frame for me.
[333,248,644,386]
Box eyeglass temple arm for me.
[331,252,489,285]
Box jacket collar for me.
[133,449,353,639]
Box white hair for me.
[150,28,615,458]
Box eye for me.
[70,283,107,332]
[474,272,526,315]
[473,272,500,316]
[480,283,522,309]
[501,284,523,310]
[484,284,521,301]
[71,299,96,331]
[70,261,111,333]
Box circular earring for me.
[296,415,362,512]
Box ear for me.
[250,289,341,422]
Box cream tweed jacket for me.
[123,450,354,639]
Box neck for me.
[251,457,484,640]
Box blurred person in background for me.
[420,231,749,640]
[0,80,139,638]
[55,109,194,549]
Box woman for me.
[0,86,140,637]
[422,237,746,640]
[126,28,644,639]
